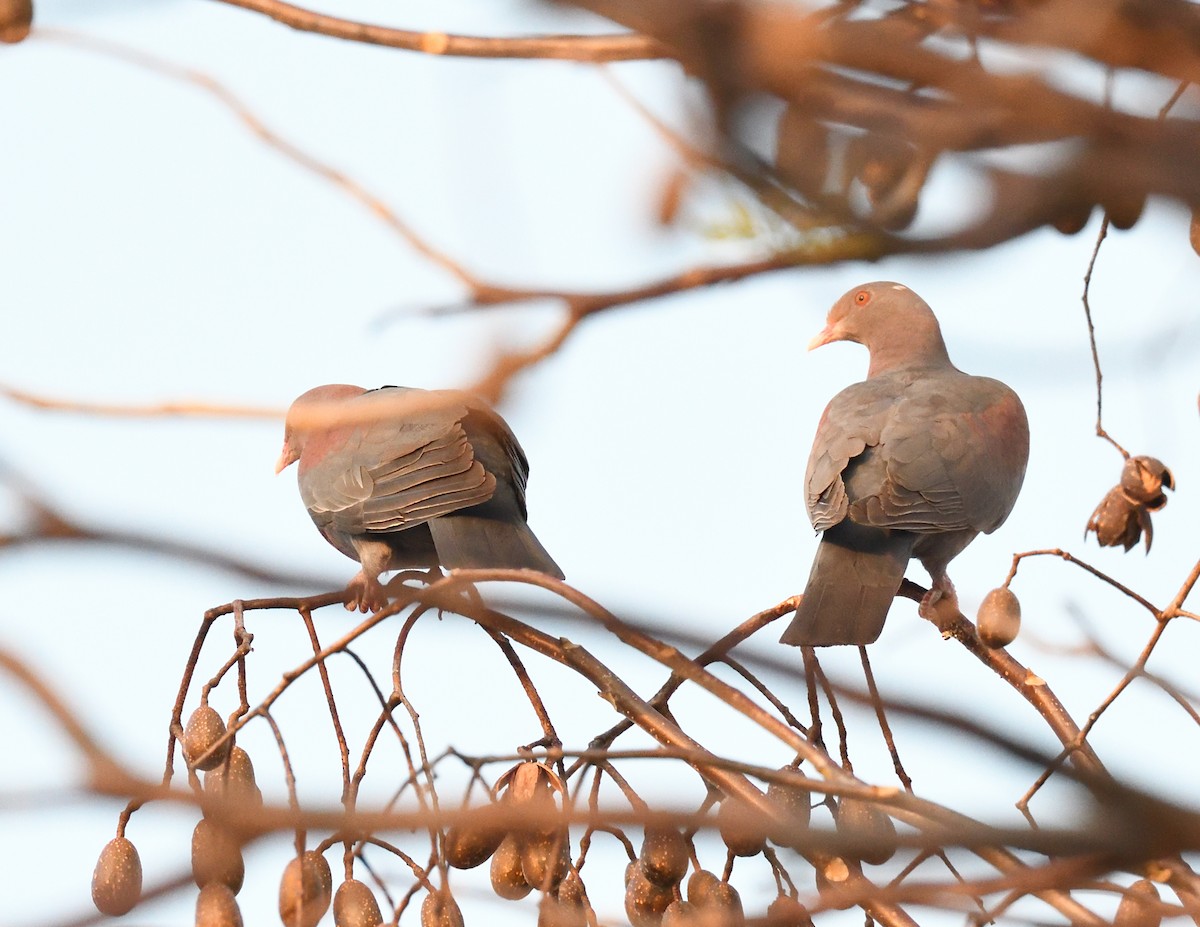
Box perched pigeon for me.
[276,384,563,611]
[780,283,1029,647]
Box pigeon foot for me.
[345,572,389,613]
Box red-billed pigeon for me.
[276,385,563,611]
[779,283,1029,647]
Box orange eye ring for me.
[854,290,871,306]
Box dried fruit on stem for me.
[1086,455,1174,552]
[197,883,244,927]
[92,836,142,916]
[183,705,232,771]
[279,851,332,927]
[333,880,383,927]
[977,586,1022,648]
[192,818,245,893]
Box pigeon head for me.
[808,281,952,376]
[275,384,367,474]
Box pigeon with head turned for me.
[277,385,563,612]
[779,282,1029,647]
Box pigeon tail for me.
[428,514,564,579]
[780,521,915,647]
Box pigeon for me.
[779,282,1029,647]
[276,384,563,611]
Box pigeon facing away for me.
[779,283,1029,647]
[277,385,563,611]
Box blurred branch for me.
[208,0,667,61]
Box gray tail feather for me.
[779,521,914,647]
[428,515,565,579]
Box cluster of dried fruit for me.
[1086,455,1175,553]
[94,703,374,927]
[90,721,910,926]
[443,762,581,926]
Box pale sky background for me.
[2,2,1199,926]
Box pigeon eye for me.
[854,290,871,306]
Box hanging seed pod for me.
[837,798,898,865]
[686,870,721,907]
[706,882,745,926]
[1052,202,1093,236]
[977,587,1022,649]
[183,706,232,771]
[191,818,244,893]
[521,827,570,890]
[717,798,767,857]
[1105,190,1145,231]
[279,851,332,927]
[0,0,32,43]
[197,883,244,927]
[766,770,811,845]
[1115,879,1161,927]
[640,826,689,887]
[490,833,532,900]
[661,900,699,927]
[538,878,588,927]
[92,836,143,916]
[420,889,465,927]
[624,861,674,927]
[205,747,262,809]
[333,879,382,927]
[444,818,506,870]
[767,893,815,927]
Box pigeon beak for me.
[275,443,298,475]
[807,321,844,351]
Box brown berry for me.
[706,882,745,925]
[1115,879,1161,927]
[184,706,232,771]
[522,827,570,890]
[767,894,815,926]
[686,870,721,907]
[192,818,244,893]
[0,0,32,43]
[1052,203,1093,236]
[837,797,898,865]
[661,900,699,926]
[640,827,689,887]
[490,833,532,900]
[977,586,1021,648]
[717,798,767,857]
[279,851,332,927]
[420,889,465,927]
[766,771,811,846]
[444,820,506,870]
[538,882,588,927]
[1105,191,1145,231]
[205,747,261,809]
[197,883,244,927]
[624,861,674,927]
[333,879,383,927]
[92,836,142,916]
[1190,207,1200,257]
